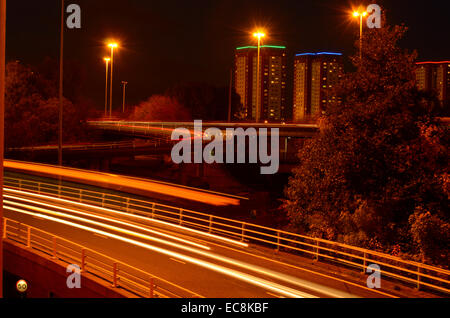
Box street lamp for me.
[58,0,65,166]
[0,0,6,298]
[121,81,128,113]
[253,31,265,123]
[108,42,118,117]
[352,10,368,60]
[103,58,110,117]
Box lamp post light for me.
[253,31,265,123]
[353,10,368,60]
[121,81,128,113]
[103,58,110,117]
[108,42,118,118]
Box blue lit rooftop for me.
[296,52,342,56]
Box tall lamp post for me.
[58,0,64,166]
[253,31,265,123]
[121,81,128,113]
[353,10,367,60]
[103,58,110,117]
[108,42,118,117]
[228,68,232,123]
[0,0,6,298]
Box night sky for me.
[5,0,450,109]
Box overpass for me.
[86,121,319,165]
[2,160,449,298]
[86,121,320,139]
[7,121,318,170]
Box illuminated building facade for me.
[234,45,287,122]
[416,61,450,107]
[293,52,343,122]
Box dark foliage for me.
[129,95,191,121]
[5,61,93,149]
[284,22,449,266]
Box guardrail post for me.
[151,203,155,218]
[81,249,86,272]
[37,182,41,194]
[315,240,320,261]
[3,219,7,239]
[17,222,22,241]
[149,278,154,298]
[52,237,57,259]
[362,252,367,273]
[417,266,421,290]
[208,215,213,233]
[58,184,61,198]
[241,223,246,242]
[179,209,183,225]
[125,198,130,213]
[101,193,105,208]
[79,189,82,202]
[27,226,31,248]
[112,263,118,288]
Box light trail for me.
[5,204,314,298]
[5,193,354,298]
[4,199,210,253]
[4,194,210,250]
[4,160,242,206]
[205,236,396,298]
[4,187,248,248]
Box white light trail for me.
[5,187,248,247]
[4,198,210,253]
[6,189,355,298]
[5,194,209,250]
[5,204,313,298]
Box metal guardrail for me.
[88,121,174,139]
[2,217,203,298]
[87,121,320,138]
[7,140,167,153]
[4,176,450,296]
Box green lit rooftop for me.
[236,45,286,50]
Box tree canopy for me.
[284,23,449,266]
[129,95,191,121]
[129,83,241,122]
[5,61,93,149]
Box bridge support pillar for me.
[100,158,111,172]
[195,163,204,178]
[283,137,288,161]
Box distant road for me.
[87,120,320,138]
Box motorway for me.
[3,186,394,298]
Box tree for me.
[283,22,449,266]
[165,83,239,121]
[5,61,91,149]
[130,95,191,121]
